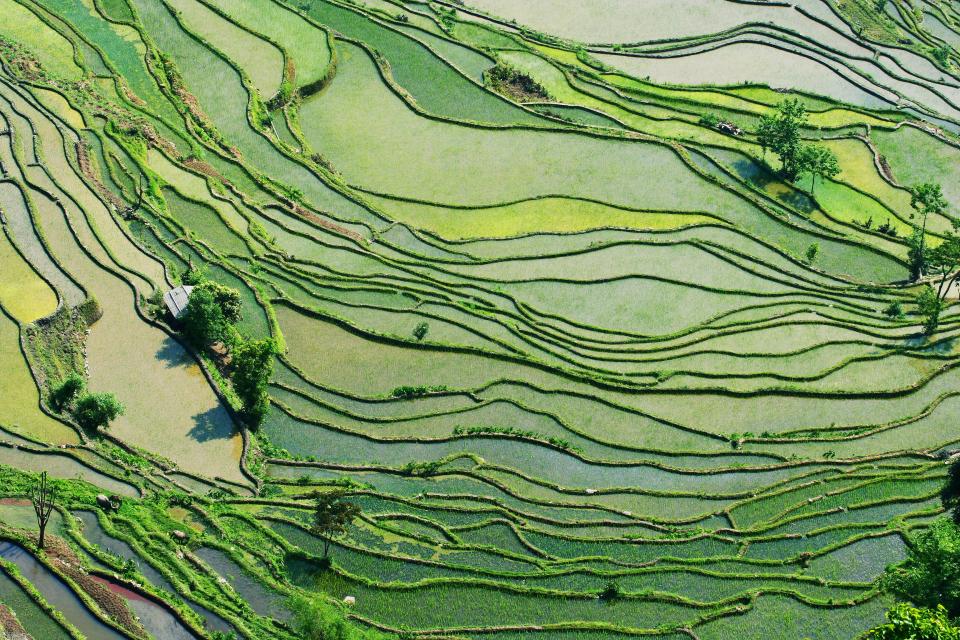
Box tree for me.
[916,286,942,335]
[311,490,360,559]
[756,99,807,179]
[31,471,57,550]
[881,519,960,617]
[907,228,929,282]
[756,114,776,160]
[73,392,124,432]
[943,458,960,524]
[180,282,242,348]
[914,230,960,335]
[230,338,276,428]
[805,243,819,264]
[908,182,948,279]
[927,231,960,303]
[180,285,230,348]
[50,372,85,412]
[797,144,840,193]
[866,604,960,639]
[201,282,242,325]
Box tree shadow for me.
[187,406,234,443]
[729,158,815,214]
[155,335,191,369]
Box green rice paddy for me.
[0,0,958,638]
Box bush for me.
[485,62,550,101]
[883,301,903,319]
[599,581,622,601]
[390,385,448,398]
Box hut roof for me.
[162,285,194,318]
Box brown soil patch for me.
[0,604,32,640]
[38,534,148,639]
[287,200,366,244]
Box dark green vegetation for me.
[0,0,960,638]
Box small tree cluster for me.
[907,182,948,280]
[49,374,124,432]
[485,62,550,101]
[288,593,387,640]
[913,226,960,335]
[176,278,279,429]
[756,99,839,190]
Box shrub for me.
[883,302,903,319]
[412,321,429,341]
[599,581,622,601]
[288,594,386,640]
[485,62,550,101]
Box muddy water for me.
[0,541,128,640]
[89,575,198,640]
[74,511,234,635]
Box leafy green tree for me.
[201,282,242,325]
[180,282,242,348]
[805,243,819,264]
[181,263,205,286]
[912,231,960,335]
[917,285,942,335]
[866,604,960,639]
[943,458,960,524]
[881,519,960,617]
[312,490,361,559]
[230,338,276,428]
[756,114,776,160]
[927,230,960,302]
[908,228,930,282]
[908,182,948,279]
[73,392,124,432]
[756,99,807,179]
[797,144,840,193]
[180,286,229,347]
[50,372,85,412]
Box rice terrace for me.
[7,0,960,638]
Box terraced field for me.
[0,0,959,638]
